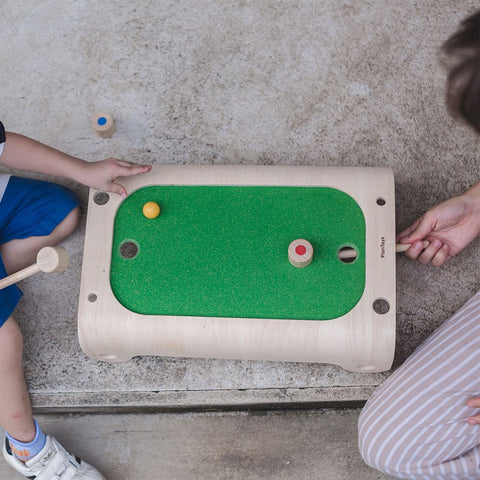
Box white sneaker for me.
[3,435,105,479]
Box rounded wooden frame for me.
[78,165,395,372]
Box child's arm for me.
[0,132,151,198]
[397,181,480,266]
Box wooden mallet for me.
[0,247,69,290]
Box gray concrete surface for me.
[2,2,479,478]
[0,0,479,424]
[2,0,479,412]
[0,410,394,479]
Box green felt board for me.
[110,185,366,320]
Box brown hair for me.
[442,11,480,133]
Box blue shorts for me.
[0,176,80,327]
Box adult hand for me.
[397,183,480,266]
[467,398,480,425]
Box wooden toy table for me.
[78,165,395,372]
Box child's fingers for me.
[106,181,128,199]
[113,159,150,169]
[113,159,140,168]
[107,161,151,197]
[110,159,151,177]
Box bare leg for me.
[0,207,81,273]
[0,207,80,443]
[0,316,34,442]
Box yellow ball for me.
[143,201,161,219]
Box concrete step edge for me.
[30,385,375,413]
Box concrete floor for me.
[1,1,480,478]
[0,410,394,480]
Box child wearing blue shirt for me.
[0,121,151,479]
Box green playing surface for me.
[110,185,366,320]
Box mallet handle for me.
[395,241,430,253]
[0,264,41,290]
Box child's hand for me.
[80,158,152,198]
[1,133,152,199]
[397,183,480,266]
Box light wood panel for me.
[78,165,395,372]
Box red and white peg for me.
[288,239,313,268]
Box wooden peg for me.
[91,112,116,138]
[0,247,69,290]
[288,239,314,268]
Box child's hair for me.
[442,11,480,133]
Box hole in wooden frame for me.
[373,298,390,315]
[93,192,110,206]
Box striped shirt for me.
[358,291,480,479]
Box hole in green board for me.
[119,241,139,259]
[337,245,358,263]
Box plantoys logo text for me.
[380,237,386,258]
